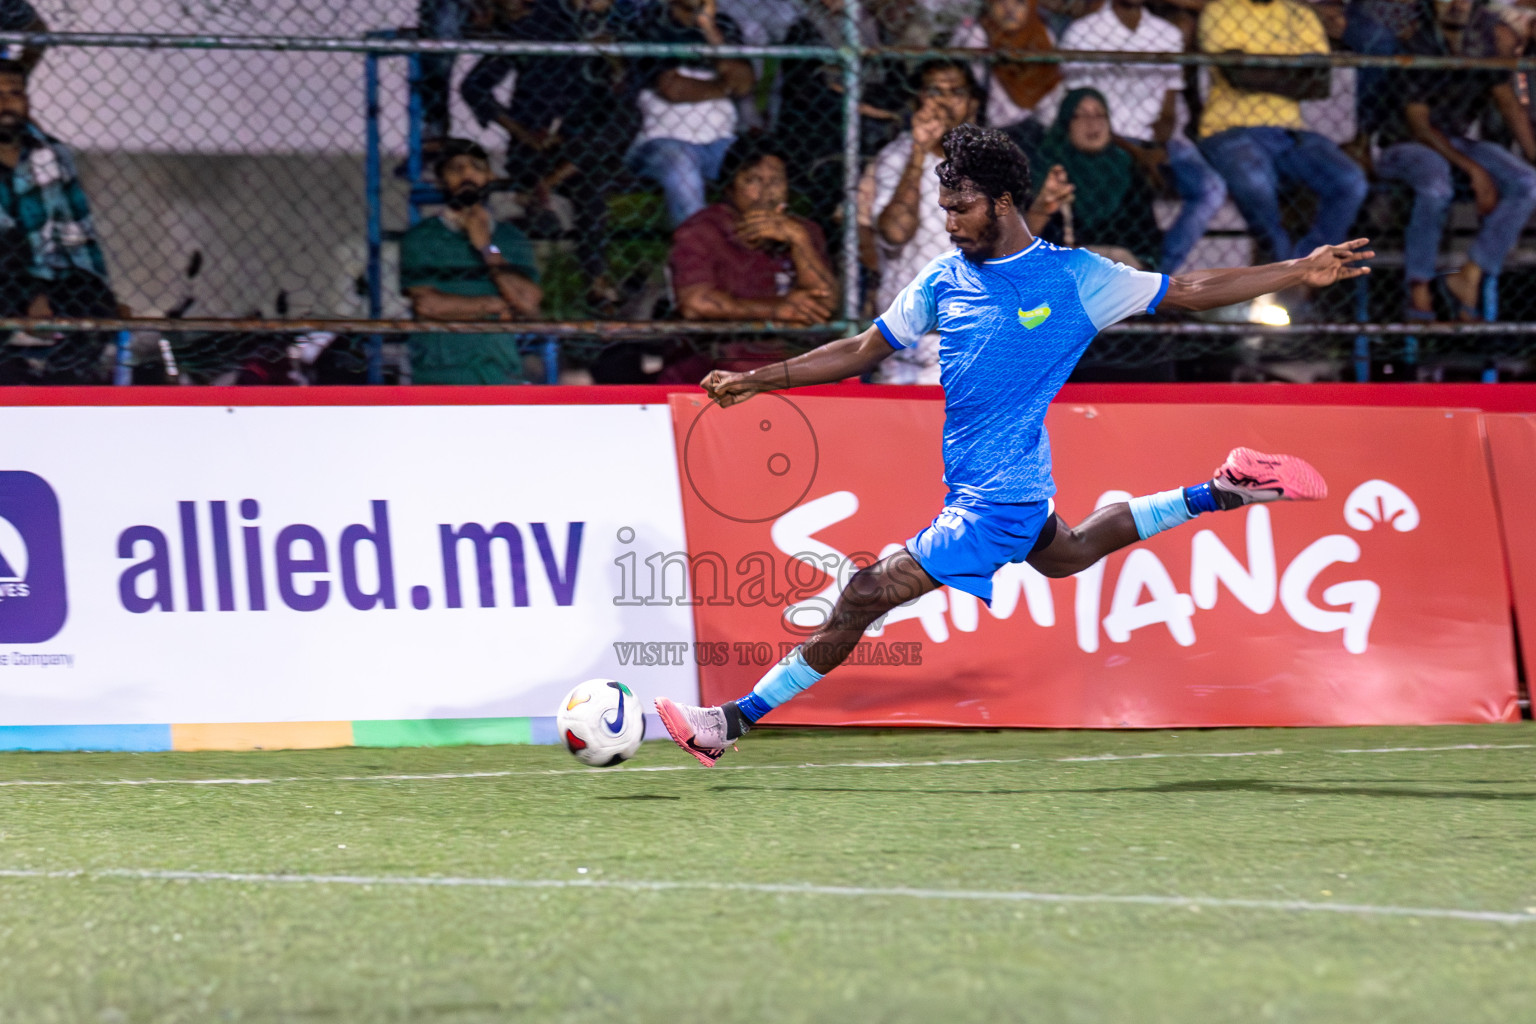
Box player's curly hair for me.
[936,124,1032,209]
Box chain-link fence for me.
[1,0,1534,385]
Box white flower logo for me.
[1343,480,1419,533]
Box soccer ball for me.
[557,678,646,767]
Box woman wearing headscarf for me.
[950,0,1067,150]
[1036,87,1165,270]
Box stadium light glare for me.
[1249,296,1291,327]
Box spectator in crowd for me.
[669,136,837,371]
[1350,0,1428,39]
[624,0,755,227]
[856,159,883,311]
[718,0,801,45]
[1040,0,1116,35]
[777,0,903,223]
[399,140,543,384]
[1310,0,1414,156]
[1197,0,1369,264]
[869,0,944,47]
[870,59,1070,381]
[1059,0,1226,271]
[1036,88,1166,268]
[414,0,500,166]
[951,0,1065,150]
[870,60,980,383]
[0,63,118,384]
[1486,0,1536,50]
[1374,0,1536,320]
[461,0,632,312]
[669,136,837,325]
[1145,0,1208,42]
[0,0,46,73]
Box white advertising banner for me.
[0,403,697,726]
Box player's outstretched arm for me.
[700,325,894,407]
[1161,238,1373,312]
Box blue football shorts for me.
[906,492,1056,605]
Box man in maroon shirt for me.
[669,137,838,327]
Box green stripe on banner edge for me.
[351,717,536,748]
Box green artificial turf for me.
[1,724,1534,1023]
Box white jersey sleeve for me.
[1068,248,1170,331]
[873,255,947,349]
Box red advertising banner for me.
[1486,413,1536,686]
[670,394,1518,727]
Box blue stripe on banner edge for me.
[0,724,175,752]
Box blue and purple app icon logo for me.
[0,471,67,642]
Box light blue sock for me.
[750,647,825,710]
[1128,488,1195,540]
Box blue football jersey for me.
[874,239,1168,502]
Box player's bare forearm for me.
[1162,262,1307,310]
[701,326,891,407]
[741,334,877,389]
[1162,238,1372,311]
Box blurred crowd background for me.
[2,0,1533,385]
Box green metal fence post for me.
[841,2,863,328]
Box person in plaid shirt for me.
[0,62,117,383]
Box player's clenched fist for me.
[701,369,767,407]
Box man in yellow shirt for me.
[1197,0,1368,262]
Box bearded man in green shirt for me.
[400,139,543,384]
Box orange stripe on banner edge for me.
[171,721,356,752]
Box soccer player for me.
[656,124,1370,766]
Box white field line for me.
[0,867,1530,925]
[0,743,1528,789]
[0,760,1020,787]
[1329,743,1535,754]
[1056,749,1285,762]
